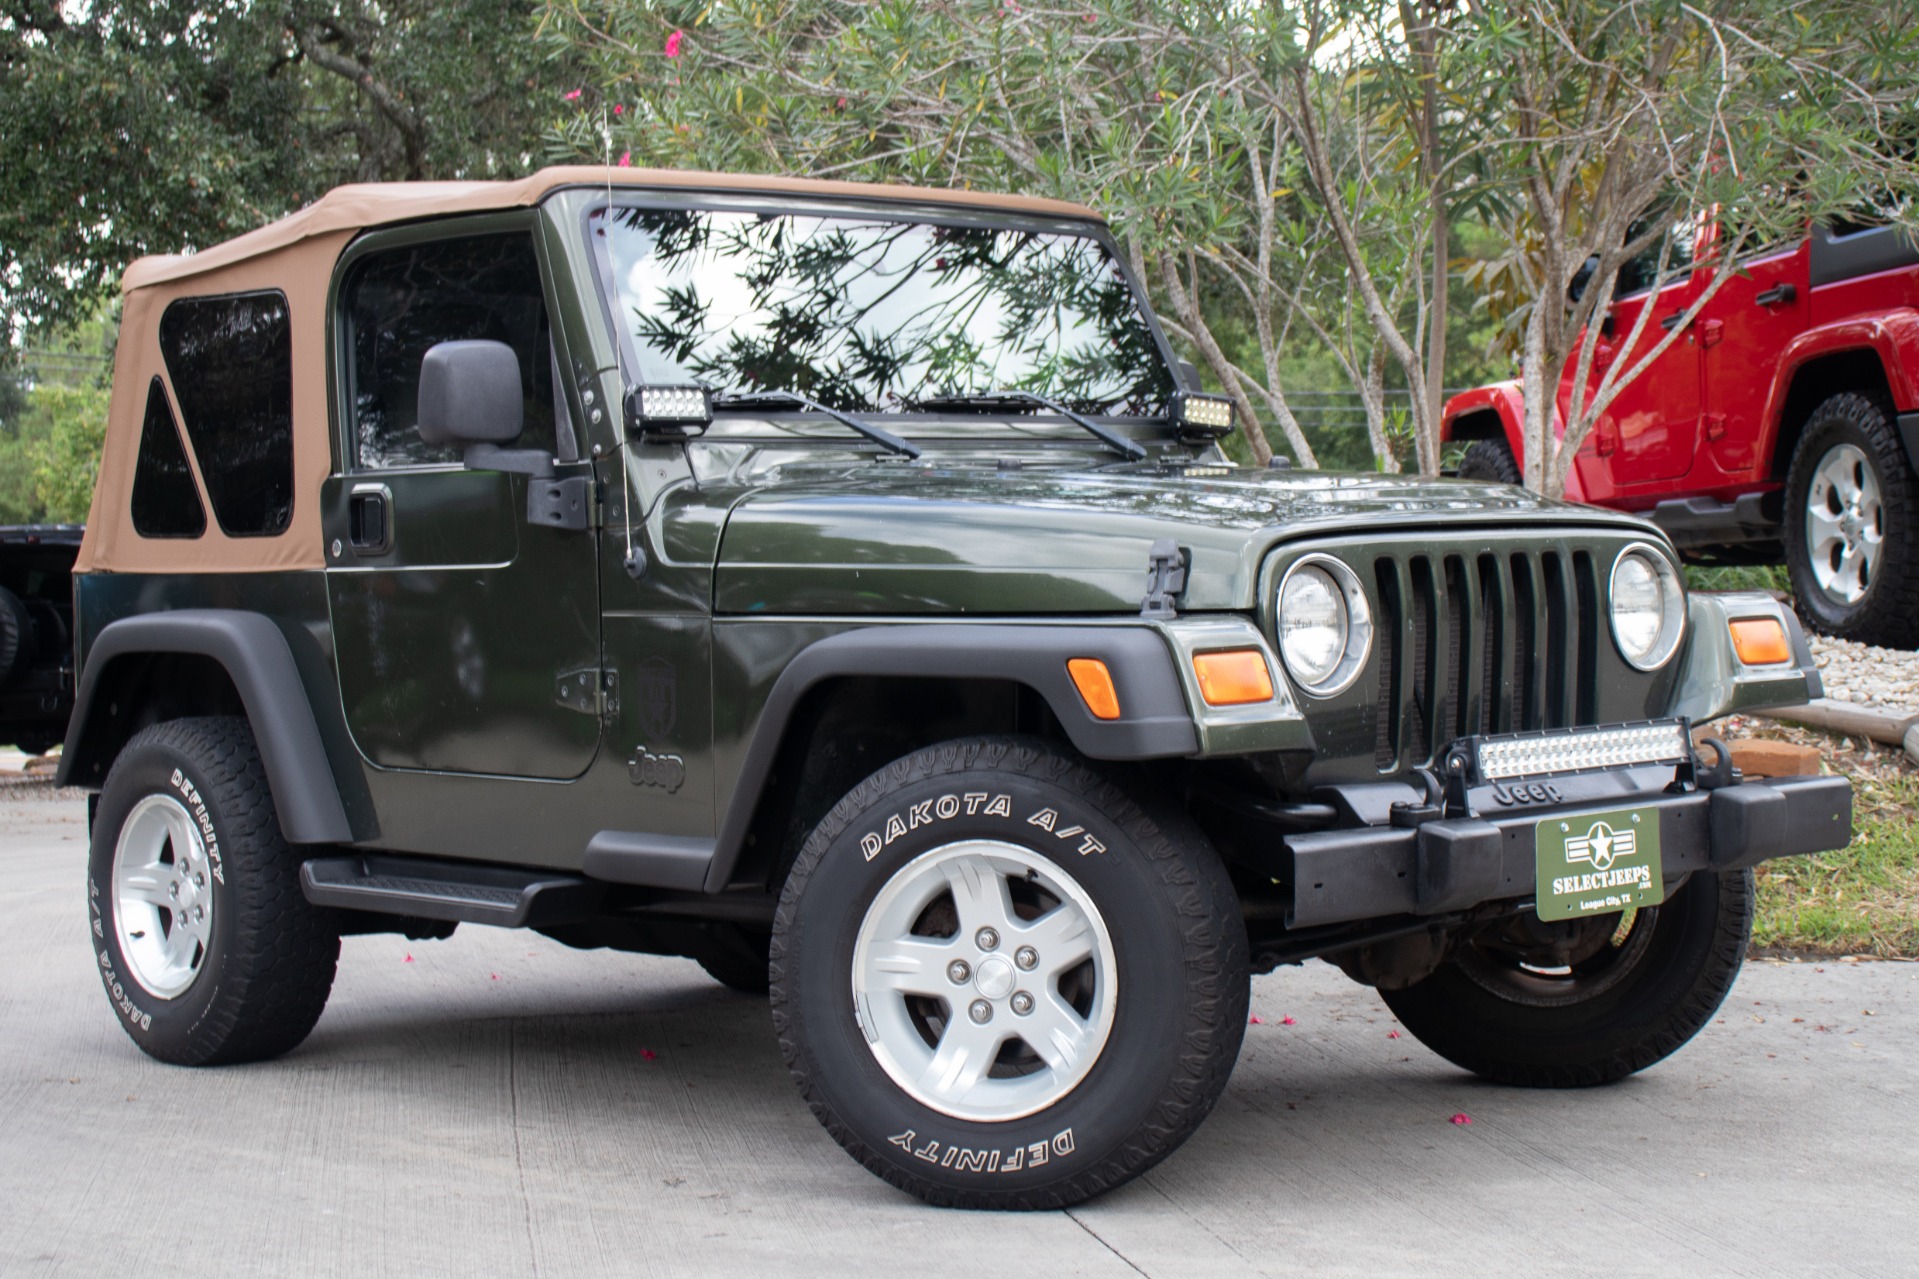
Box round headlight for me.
[1610,544,1685,670]
[1276,555,1372,695]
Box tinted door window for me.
[342,234,558,469]
[158,291,294,536]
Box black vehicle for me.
[0,523,80,755]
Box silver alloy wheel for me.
[851,839,1118,1122]
[1806,442,1883,605]
[111,793,214,998]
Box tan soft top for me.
[121,165,1103,292]
[83,167,1101,576]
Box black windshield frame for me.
[576,191,1180,423]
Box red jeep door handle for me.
[1755,283,1797,307]
[1659,311,1685,332]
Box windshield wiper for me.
[711,389,921,459]
[905,390,1147,461]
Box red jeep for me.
[1443,222,1919,647]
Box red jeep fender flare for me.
[1754,310,1919,468]
[1440,381,1588,498]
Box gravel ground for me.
[1809,635,1919,713]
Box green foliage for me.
[1686,564,1791,594]
[0,382,109,524]
[1,2,580,337]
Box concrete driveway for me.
[3,781,1915,1278]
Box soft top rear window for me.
[158,290,294,537]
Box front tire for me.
[772,737,1248,1209]
[88,717,340,1066]
[1380,869,1752,1087]
[1784,392,1919,646]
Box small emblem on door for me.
[627,746,686,793]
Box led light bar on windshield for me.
[624,384,713,438]
[1172,390,1236,441]
[1463,720,1691,783]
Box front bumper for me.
[1277,763,1851,929]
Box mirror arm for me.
[464,444,557,479]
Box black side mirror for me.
[1177,359,1204,390]
[418,340,588,531]
[1567,255,1601,304]
[419,340,525,449]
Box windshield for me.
[591,206,1172,417]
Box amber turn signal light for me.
[1067,658,1122,720]
[1729,617,1791,666]
[1192,649,1275,706]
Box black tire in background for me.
[0,585,30,690]
[772,737,1248,1209]
[1457,438,1524,486]
[1380,869,1753,1088]
[88,717,340,1066]
[1784,392,1919,647]
[696,928,773,994]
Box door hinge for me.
[556,668,619,720]
[1699,319,1724,348]
[529,475,595,532]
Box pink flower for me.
[402,954,414,963]
[618,151,632,167]
[563,89,582,102]
[1388,1030,1401,1039]
[1248,1015,1263,1025]
[613,103,624,115]
[641,1048,659,1062]
[1281,1015,1296,1026]
[836,96,848,109]
[490,973,499,981]
[664,29,684,57]
[1449,1113,1473,1126]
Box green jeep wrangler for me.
[63,167,1849,1209]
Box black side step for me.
[300,854,604,928]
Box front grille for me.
[1370,547,1604,772]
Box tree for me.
[1,2,577,339]
[1458,0,1918,495]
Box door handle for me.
[1659,312,1686,332]
[1755,283,1797,307]
[348,484,391,554]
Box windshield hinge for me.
[556,668,619,721]
[1140,538,1189,620]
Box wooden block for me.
[1725,737,1824,779]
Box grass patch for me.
[1685,563,1790,594]
[1746,728,1919,958]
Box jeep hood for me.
[711,466,1652,615]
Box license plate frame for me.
[1534,806,1665,922]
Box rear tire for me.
[696,928,772,994]
[87,717,340,1065]
[1784,392,1919,646]
[1380,870,1752,1087]
[1458,438,1523,486]
[772,737,1248,1208]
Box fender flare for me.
[57,610,354,844]
[695,623,1199,891]
[1755,312,1919,471]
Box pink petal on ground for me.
[1248,1015,1263,1025]
[641,1049,658,1062]
[1450,1113,1473,1126]
[613,103,624,115]
[1388,1030,1401,1039]
[563,89,582,101]
[1281,1015,1296,1026]
[403,954,414,963]
[490,973,500,981]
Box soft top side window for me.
[130,376,207,539]
[158,290,295,537]
[342,233,559,470]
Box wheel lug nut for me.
[968,999,993,1024]
[947,960,971,984]
[193,906,205,922]
[168,883,179,898]
[1010,991,1034,1015]
[975,928,999,951]
[1014,946,1038,970]
[195,873,206,888]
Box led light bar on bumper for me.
[1454,719,1692,783]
